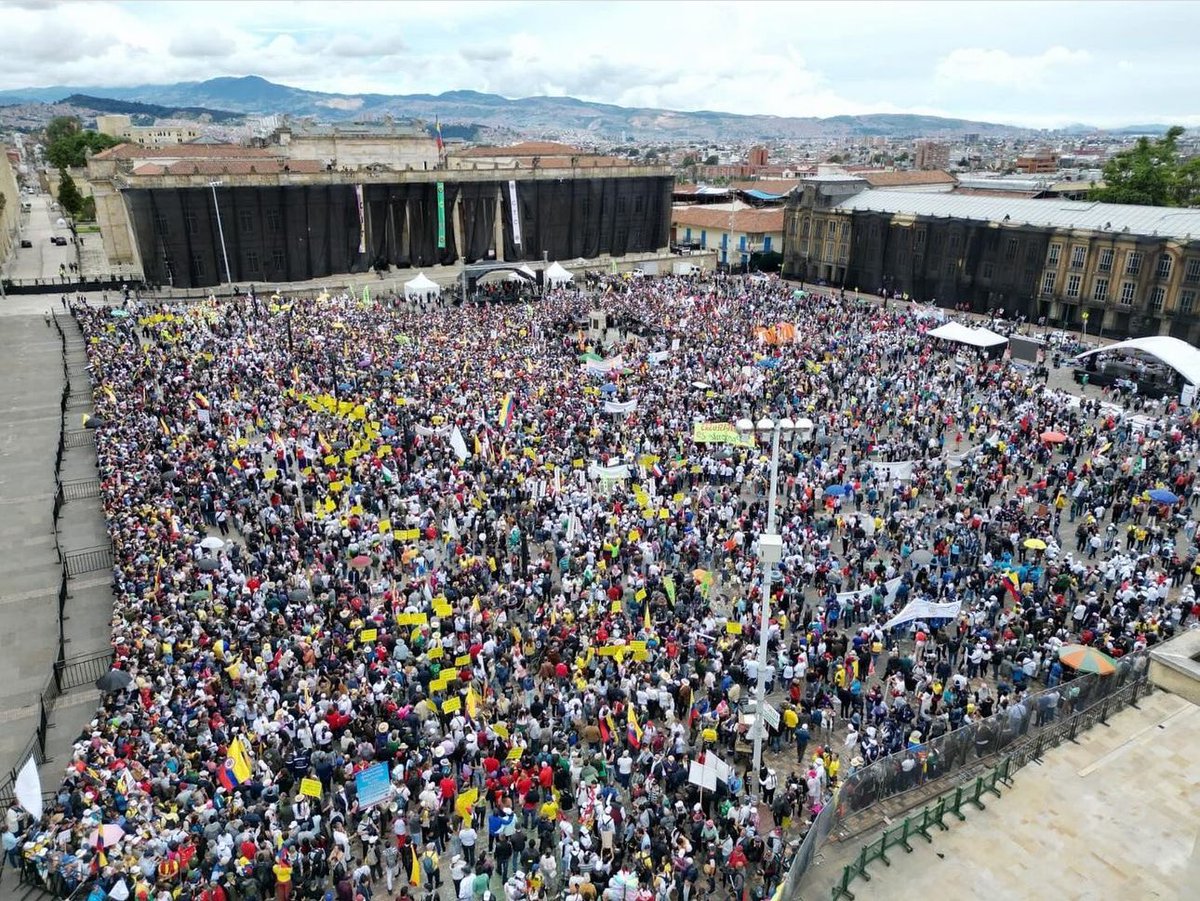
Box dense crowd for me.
[4,273,1197,901]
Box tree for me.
[704,154,719,166]
[57,169,84,217]
[1090,126,1198,207]
[680,153,699,168]
[45,115,81,146]
[827,153,843,163]
[45,117,125,169]
[79,195,97,222]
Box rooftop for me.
[670,206,785,232]
[834,190,1200,241]
[91,143,277,161]
[860,170,956,188]
[453,141,586,158]
[131,159,326,177]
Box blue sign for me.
[355,762,392,809]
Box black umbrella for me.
[95,669,133,693]
[197,558,220,572]
[288,588,312,602]
[83,415,107,429]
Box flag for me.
[450,427,469,462]
[497,393,514,430]
[1003,572,1021,604]
[14,756,42,821]
[193,392,210,410]
[435,117,444,153]
[627,706,643,749]
[652,463,664,479]
[159,417,170,437]
[473,433,482,456]
[643,602,652,634]
[598,715,612,744]
[663,576,676,604]
[219,737,253,790]
[409,847,421,887]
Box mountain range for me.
[0,75,1175,141]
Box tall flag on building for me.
[435,117,444,154]
[497,393,515,430]
[355,184,366,254]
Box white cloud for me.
[935,46,1092,90]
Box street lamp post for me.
[208,180,234,289]
[736,414,814,796]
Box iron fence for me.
[60,478,101,501]
[54,648,116,693]
[63,544,114,577]
[777,650,1151,896]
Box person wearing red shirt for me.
[439,774,457,802]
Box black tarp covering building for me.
[126,175,673,289]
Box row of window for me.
[1039,269,1196,313]
[1045,244,1200,282]
[178,249,284,278]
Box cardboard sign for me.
[635,588,647,601]
[442,697,462,714]
[455,654,472,667]
[506,747,524,761]
[726,621,743,635]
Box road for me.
[3,192,78,284]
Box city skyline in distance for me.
[0,0,1197,130]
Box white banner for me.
[508,180,522,246]
[871,460,915,482]
[647,350,671,365]
[450,426,469,461]
[603,399,637,415]
[355,184,366,254]
[836,576,902,608]
[585,355,625,377]
[883,598,963,630]
[588,462,631,481]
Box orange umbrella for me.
[1058,644,1116,675]
[1040,431,1067,444]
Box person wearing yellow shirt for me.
[272,858,293,901]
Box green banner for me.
[436,182,446,249]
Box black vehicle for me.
[20,239,32,248]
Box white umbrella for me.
[200,536,225,550]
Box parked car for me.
[20,239,32,248]
[53,235,68,246]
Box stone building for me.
[784,180,1200,342]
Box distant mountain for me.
[60,94,244,124]
[0,75,1139,140]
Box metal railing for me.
[778,650,1151,896]
[54,648,116,693]
[63,545,114,577]
[60,477,101,501]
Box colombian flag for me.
[409,847,421,887]
[627,706,643,749]
[193,392,210,410]
[497,393,514,430]
[217,737,253,791]
[1003,572,1021,605]
[598,714,612,744]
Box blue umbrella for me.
[600,383,618,395]
[824,484,847,497]
[1148,488,1179,504]
[756,357,780,369]
[381,426,396,437]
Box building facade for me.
[670,206,783,267]
[0,149,20,264]
[914,141,950,171]
[96,114,203,146]
[784,182,1200,342]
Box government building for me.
[85,141,673,290]
[783,176,1200,343]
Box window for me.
[813,221,824,240]
[1181,290,1196,314]
[1041,271,1057,295]
[841,221,850,239]
[1149,286,1166,311]
[190,251,205,278]
[1124,251,1142,276]
[1092,277,1109,302]
[153,212,169,236]
[914,230,926,250]
[634,195,644,214]
[1098,248,1114,272]
[801,219,810,238]
[245,250,260,272]
[839,245,848,263]
[1066,273,1082,298]
[1185,259,1200,284]
[184,210,198,235]
[930,232,944,254]
[1156,253,1172,280]
[1005,238,1018,261]
[1047,243,1061,266]
[272,249,286,271]
[266,209,282,232]
[1070,245,1086,269]
[981,261,994,279]
[945,260,957,276]
[238,209,254,233]
[582,196,592,219]
[616,196,626,215]
[948,232,960,252]
[1119,281,1137,305]
[825,240,834,261]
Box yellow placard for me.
[454,654,472,667]
[492,723,510,739]
[633,649,651,661]
[659,508,669,520]
[300,777,323,798]
[597,645,621,657]
[433,600,453,618]
[635,588,647,601]
[378,519,392,534]
[507,747,524,761]
[572,459,584,469]
[442,697,462,714]
[360,628,378,643]
[454,787,478,820]
[726,621,743,635]
[610,600,622,613]
[398,528,421,541]
[323,454,340,466]
[631,640,647,651]
[427,646,444,660]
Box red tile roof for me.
[455,141,582,158]
[670,206,784,232]
[131,159,326,177]
[860,170,956,187]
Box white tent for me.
[403,272,440,299]
[928,321,1007,349]
[506,264,537,283]
[1074,336,1200,387]
[545,261,574,285]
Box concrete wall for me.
[1149,631,1200,707]
[92,180,139,266]
[281,135,439,171]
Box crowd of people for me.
[4,272,1198,901]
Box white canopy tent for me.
[545,261,574,286]
[403,272,441,299]
[927,321,1008,349]
[1073,335,1200,387]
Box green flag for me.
[664,576,676,605]
[436,182,446,249]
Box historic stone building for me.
[784,179,1200,342]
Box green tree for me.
[57,169,84,217]
[704,154,719,166]
[79,195,97,222]
[46,125,125,169]
[1089,126,1198,207]
[680,153,699,168]
[45,115,81,146]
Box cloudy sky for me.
[1,0,1196,128]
